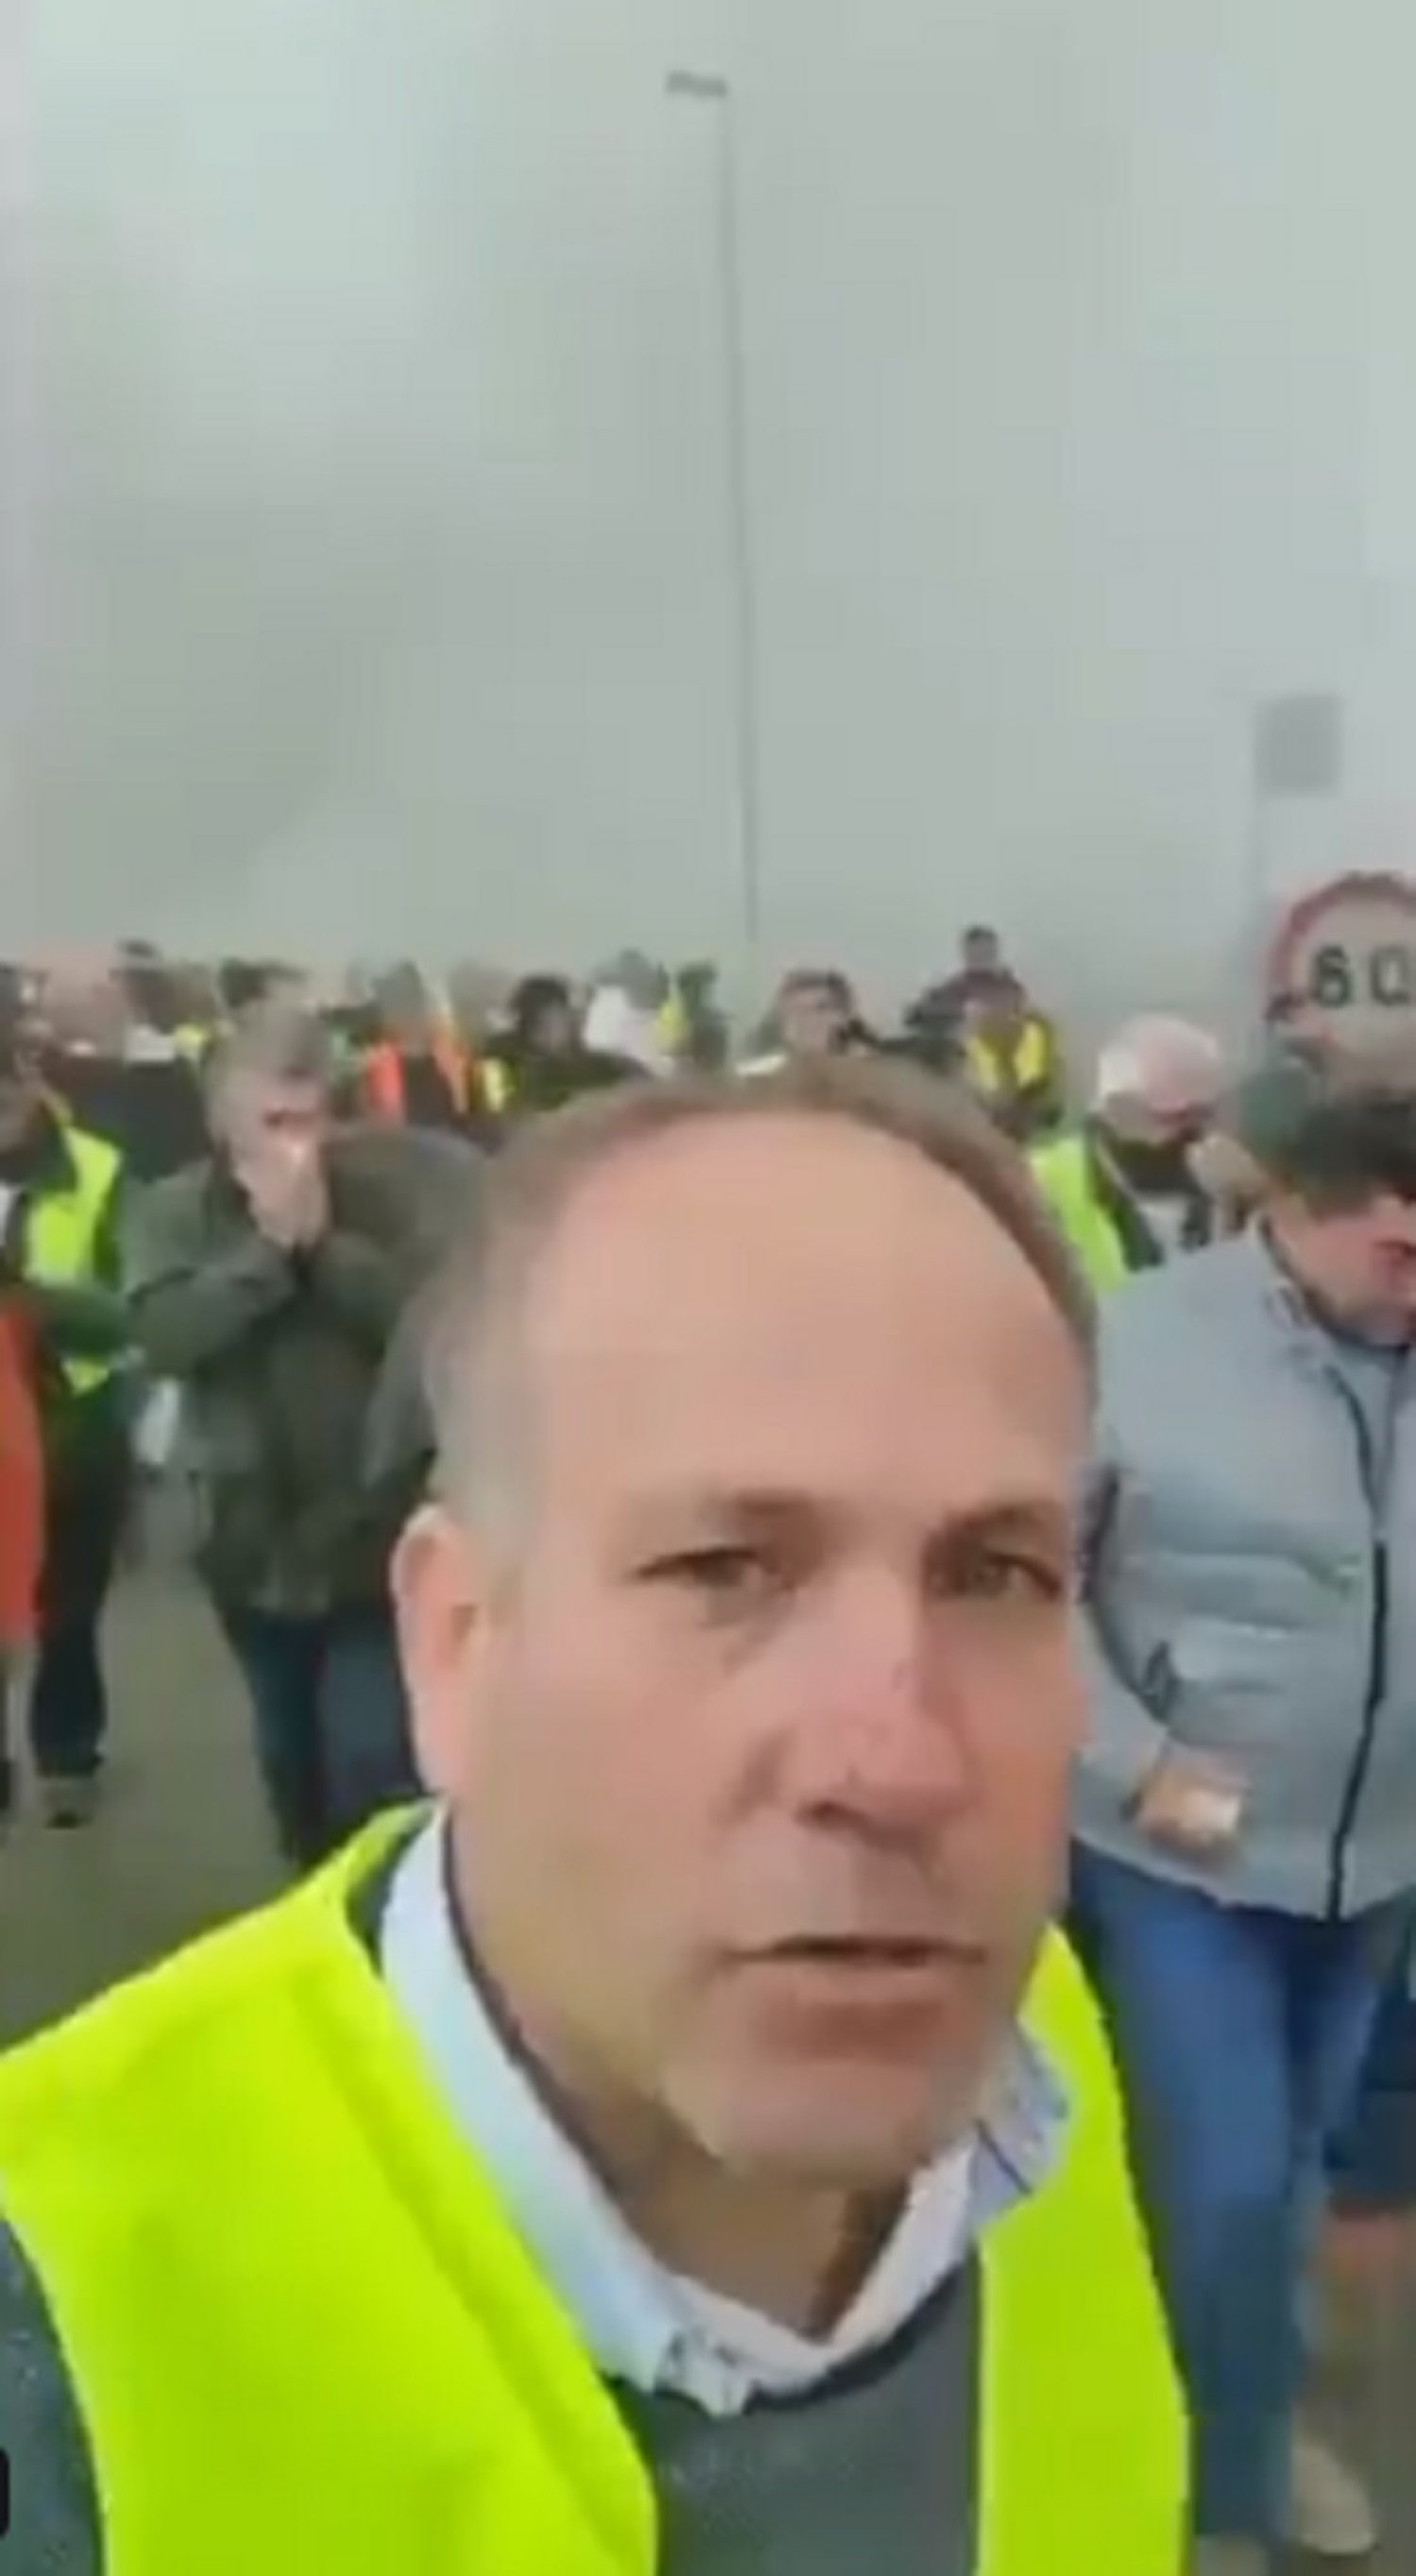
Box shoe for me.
[1286,2424,1377,2560]
[40,1774,99,1830]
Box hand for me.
[285,1142,329,1250]
[1132,1748,1246,1860]
[238,1138,328,1252]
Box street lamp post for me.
[666,69,764,958]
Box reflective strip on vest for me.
[1031,1131,1131,1292]
[24,1128,122,1395]
[0,1819,1187,2574]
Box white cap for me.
[1094,1016,1224,1120]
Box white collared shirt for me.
[379,1816,1064,2419]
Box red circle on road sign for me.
[1267,870,1416,1049]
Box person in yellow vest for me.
[669,959,731,1071]
[963,973,1064,1143]
[0,1061,1186,2575]
[0,1023,129,1828]
[1033,1017,1226,1291]
[480,974,639,1122]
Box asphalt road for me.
[0,1561,1411,2571]
[0,1563,279,2045]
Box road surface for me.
[0,1563,278,2044]
[0,1560,1410,2571]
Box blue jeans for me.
[1070,1847,1406,2541]
[219,1602,420,1871]
[1330,1937,1416,2213]
[29,1431,128,1781]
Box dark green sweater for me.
[0,2214,979,2574]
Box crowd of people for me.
[0,917,1413,2571]
[0,925,1064,1847]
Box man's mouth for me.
[750,1933,985,1972]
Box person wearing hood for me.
[1032,1017,1225,1290]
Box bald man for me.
[0,1062,1186,2573]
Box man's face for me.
[398,1115,1088,2190]
[779,981,848,1058]
[1275,1190,1416,1339]
[1101,1096,1211,1191]
[529,999,577,1059]
[214,1069,328,1163]
[963,931,1001,979]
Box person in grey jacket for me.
[1072,1072,1416,2574]
[124,1001,484,1869]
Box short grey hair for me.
[204,999,334,1100]
[421,1057,1093,1524]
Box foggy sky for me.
[17,1,1416,1019]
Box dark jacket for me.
[44,1046,207,1184]
[483,1044,637,1121]
[123,1125,483,1615]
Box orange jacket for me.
[360,1037,471,1123]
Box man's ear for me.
[392,1503,486,1800]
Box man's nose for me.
[781,1574,973,1838]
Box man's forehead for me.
[531,1110,1060,1302]
[515,1113,1083,1459]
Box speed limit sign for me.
[1267,871,1416,1050]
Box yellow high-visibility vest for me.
[1031,1130,1132,1292]
[0,1816,1186,2575]
[965,1017,1054,1101]
[480,1056,514,1113]
[656,994,688,1060]
[23,1125,123,1395]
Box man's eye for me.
[645,1546,775,1602]
[953,1552,1065,1605]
